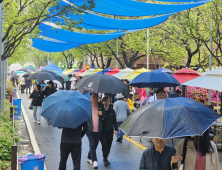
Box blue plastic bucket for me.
[14,88,17,95]
[19,154,45,170]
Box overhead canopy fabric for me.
[155,0,204,2]
[49,0,173,30]
[39,23,136,44]
[72,0,210,16]
[48,12,172,30]
[42,62,63,75]
[113,68,134,79]
[32,37,81,52]
[121,68,150,80]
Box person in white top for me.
[70,75,77,90]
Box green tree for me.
[3,0,95,60]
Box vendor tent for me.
[42,62,63,75]
[9,64,22,72]
[26,65,36,70]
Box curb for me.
[17,92,47,170]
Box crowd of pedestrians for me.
[14,74,220,170]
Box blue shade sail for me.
[32,38,82,52]
[72,0,210,16]
[39,23,137,44]
[155,0,204,2]
[48,0,173,30]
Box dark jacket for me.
[101,105,118,131]
[43,86,57,98]
[87,103,106,132]
[25,79,31,86]
[60,121,88,144]
[139,145,175,170]
[30,90,43,106]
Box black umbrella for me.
[19,68,28,72]
[11,73,18,79]
[23,72,33,77]
[27,72,57,84]
[75,74,129,94]
[43,71,64,83]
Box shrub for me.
[6,80,15,98]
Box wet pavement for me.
[18,89,143,170]
[18,88,222,169]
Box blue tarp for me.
[42,62,63,75]
[48,0,173,30]
[72,0,210,16]
[26,65,36,70]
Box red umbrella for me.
[74,69,87,75]
[173,68,201,84]
[105,68,121,76]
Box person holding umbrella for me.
[59,122,88,170]
[171,130,220,170]
[25,78,31,94]
[113,93,130,143]
[43,80,57,98]
[29,84,43,124]
[100,96,118,166]
[86,93,106,169]
[139,138,175,170]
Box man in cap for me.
[43,80,57,98]
[113,93,130,143]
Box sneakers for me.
[38,122,41,125]
[93,161,98,169]
[33,120,36,123]
[87,159,92,165]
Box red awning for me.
[105,68,121,76]
[74,69,87,75]
[173,68,200,84]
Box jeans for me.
[59,143,81,170]
[100,131,113,159]
[86,131,101,162]
[33,106,42,122]
[21,85,25,93]
[117,122,124,141]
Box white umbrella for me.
[113,68,134,79]
[183,68,222,111]
[44,80,62,88]
[79,69,95,77]
[9,64,22,72]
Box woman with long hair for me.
[171,130,220,170]
[29,84,43,124]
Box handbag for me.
[29,101,33,110]
[179,138,188,170]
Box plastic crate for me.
[13,98,21,109]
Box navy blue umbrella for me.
[120,97,221,139]
[41,91,92,129]
[129,71,180,88]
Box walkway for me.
[18,89,144,170]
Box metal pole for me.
[0,2,3,114]
[3,59,6,99]
[116,38,118,68]
[11,145,17,170]
[147,28,149,70]
[208,12,213,106]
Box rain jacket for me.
[127,98,135,110]
[172,139,220,170]
[87,103,106,132]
